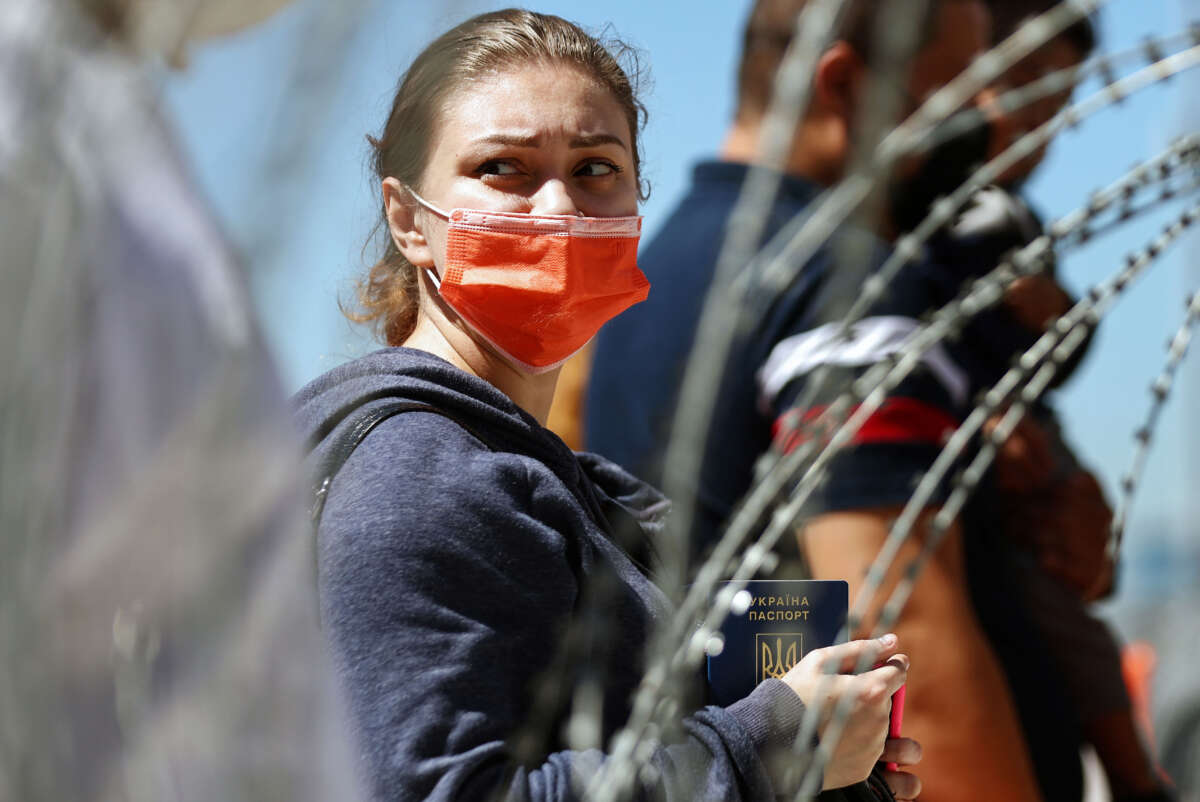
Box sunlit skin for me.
[382,62,639,424]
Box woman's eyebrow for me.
[474,133,540,147]
[569,133,628,151]
[470,132,628,151]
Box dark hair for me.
[985,0,1097,55]
[349,8,647,345]
[733,0,989,122]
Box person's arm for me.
[802,506,1043,801]
[989,413,1116,600]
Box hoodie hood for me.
[293,347,669,550]
[294,347,568,477]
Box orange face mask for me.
[410,189,650,374]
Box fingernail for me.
[879,633,897,647]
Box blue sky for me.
[161,0,1198,594]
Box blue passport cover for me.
[706,580,849,706]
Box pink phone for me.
[884,684,906,772]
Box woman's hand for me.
[880,737,923,801]
[781,634,918,791]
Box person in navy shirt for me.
[586,1,1098,799]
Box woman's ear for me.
[814,41,866,120]
[382,177,435,268]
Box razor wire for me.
[761,36,1200,484]
[784,200,1200,799]
[654,0,1103,692]
[736,0,1110,309]
[757,34,1200,325]
[586,131,1199,800]
[839,190,1200,645]
[741,48,1200,578]
[787,178,1200,648]
[590,0,932,792]
[768,25,1200,336]
[650,0,848,597]
[783,193,1200,795]
[681,134,1196,694]
[1109,288,1200,556]
[787,321,1096,800]
[603,138,1197,802]
[658,0,1108,588]
[821,0,935,327]
[653,0,1110,650]
[1,2,374,800]
[782,139,1200,639]
[585,0,851,794]
[885,28,1200,171]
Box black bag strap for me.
[307,397,584,628]
[309,400,498,528]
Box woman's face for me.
[410,61,639,266]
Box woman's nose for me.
[530,179,581,216]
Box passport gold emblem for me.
[756,633,804,682]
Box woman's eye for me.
[576,161,620,178]
[478,160,521,176]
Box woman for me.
[294,9,920,801]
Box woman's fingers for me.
[808,634,901,675]
[869,654,909,700]
[882,768,922,801]
[882,737,922,799]
[880,736,922,767]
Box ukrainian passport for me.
[706,580,849,706]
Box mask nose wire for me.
[412,184,598,218]
[409,184,595,220]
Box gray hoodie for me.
[293,346,809,802]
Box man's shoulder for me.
[640,160,823,266]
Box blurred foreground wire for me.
[0,1,362,800]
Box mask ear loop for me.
[405,185,450,220]
[404,185,449,290]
